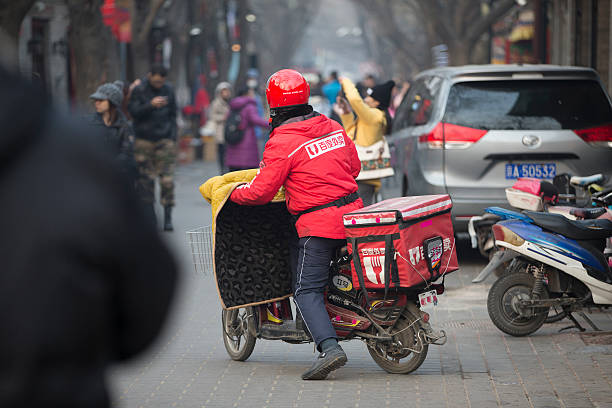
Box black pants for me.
[290,236,345,349]
[217,143,226,174]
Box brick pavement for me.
[110,162,612,408]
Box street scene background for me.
[110,161,612,408]
[1,0,612,407]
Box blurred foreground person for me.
[128,64,177,231]
[0,67,177,408]
[89,80,135,175]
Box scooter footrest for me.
[260,322,311,342]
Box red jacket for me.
[230,113,363,239]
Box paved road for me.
[110,161,612,408]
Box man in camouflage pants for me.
[128,64,177,231]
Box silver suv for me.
[390,65,612,233]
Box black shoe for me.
[163,206,174,231]
[301,345,347,380]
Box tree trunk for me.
[448,40,471,66]
[234,0,250,88]
[131,38,150,79]
[168,0,190,106]
[0,0,37,67]
[129,0,165,79]
[66,0,120,108]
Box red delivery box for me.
[344,195,459,290]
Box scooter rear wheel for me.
[488,272,548,336]
[222,307,256,361]
[367,311,429,374]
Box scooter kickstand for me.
[559,312,586,333]
[577,312,602,331]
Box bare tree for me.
[167,0,190,91]
[352,0,428,78]
[250,0,321,80]
[0,0,37,65]
[413,0,517,65]
[129,0,165,77]
[351,0,516,68]
[66,0,120,107]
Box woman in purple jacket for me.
[225,88,269,171]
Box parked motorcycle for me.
[481,210,612,336]
[468,173,608,260]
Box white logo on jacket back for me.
[304,132,345,159]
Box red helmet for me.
[266,69,310,109]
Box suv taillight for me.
[418,123,487,149]
[418,123,444,148]
[574,124,612,148]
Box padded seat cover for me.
[524,211,612,240]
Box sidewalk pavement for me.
[110,160,612,408]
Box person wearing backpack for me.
[225,88,269,172]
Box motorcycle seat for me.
[570,207,607,220]
[570,174,604,186]
[523,211,612,240]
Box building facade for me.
[18,0,71,107]
[549,0,611,92]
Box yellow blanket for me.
[199,169,285,224]
[198,169,293,310]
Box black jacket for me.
[0,68,178,408]
[128,80,177,141]
[90,111,135,170]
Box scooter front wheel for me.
[487,273,548,336]
[221,307,256,361]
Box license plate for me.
[418,290,439,308]
[505,163,556,179]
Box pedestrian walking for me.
[336,77,395,206]
[207,81,232,173]
[225,88,269,172]
[0,66,177,408]
[89,80,135,176]
[128,64,178,231]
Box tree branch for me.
[353,0,420,61]
[465,0,515,45]
[135,0,165,45]
[414,0,453,44]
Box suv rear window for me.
[393,76,442,131]
[443,80,612,130]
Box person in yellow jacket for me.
[335,77,395,206]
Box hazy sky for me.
[293,0,370,80]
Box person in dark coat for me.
[128,64,178,231]
[89,81,135,174]
[0,66,178,408]
[225,88,269,171]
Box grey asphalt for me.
[110,160,612,408]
